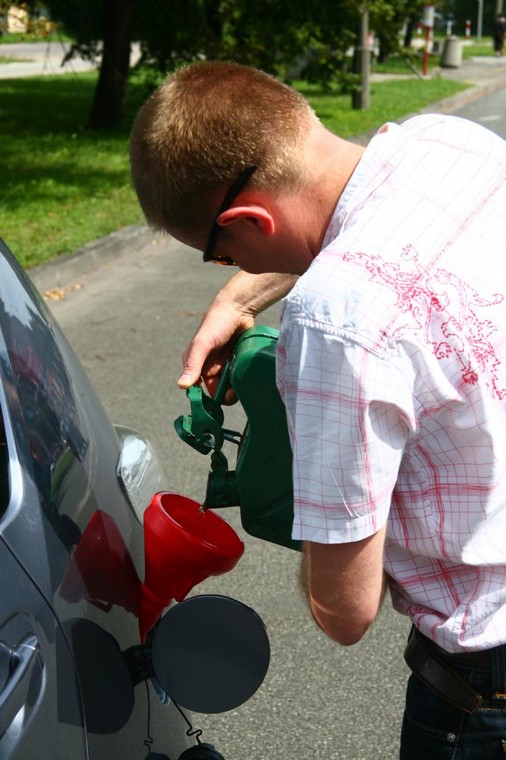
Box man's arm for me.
[301,525,388,646]
[178,271,297,396]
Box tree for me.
[45,0,212,127]
[88,0,134,128]
[368,0,426,62]
[45,0,358,125]
[45,0,133,128]
[43,0,444,128]
[451,0,496,36]
[133,0,211,72]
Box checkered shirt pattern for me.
[276,114,506,652]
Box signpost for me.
[423,4,435,77]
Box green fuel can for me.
[174,326,301,551]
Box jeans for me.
[400,644,506,759]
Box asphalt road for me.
[36,86,506,760]
[452,84,506,137]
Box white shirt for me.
[277,114,506,652]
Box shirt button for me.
[447,733,456,743]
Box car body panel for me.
[0,538,87,759]
[0,239,190,758]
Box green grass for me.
[298,77,467,138]
[462,37,495,58]
[0,68,467,269]
[373,55,422,75]
[0,71,150,269]
[0,31,73,44]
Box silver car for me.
[0,238,270,759]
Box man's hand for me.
[178,271,298,397]
[178,300,256,400]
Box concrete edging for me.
[28,224,157,293]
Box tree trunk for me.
[88,0,134,129]
[403,14,417,49]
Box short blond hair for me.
[130,61,316,234]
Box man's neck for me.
[303,122,366,256]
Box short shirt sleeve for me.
[276,318,415,544]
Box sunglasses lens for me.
[212,254,237,266]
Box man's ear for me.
[217,204,275,236]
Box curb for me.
[28,224,158,293]
[423,70,506,114]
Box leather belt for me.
[404,627,483,714]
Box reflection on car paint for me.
[60,510,140,615]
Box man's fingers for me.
[177,350,205,388]
[178,344,225,390]
[177,371,197,389]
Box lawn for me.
[0,31,73,44]
[462,37,496,58]
[372,37,495,76]
[298,77,465,138]
[0,67,468,269]
[0,71,150,268]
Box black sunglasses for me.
[203,165,258,266]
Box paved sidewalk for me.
[438,53,506,85]
[0,40,141,78]
[0,41,97,78]
[434,53,506,102]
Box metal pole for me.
[352,7,370,110]
[477,0,483,41]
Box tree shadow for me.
[0,73,149,205]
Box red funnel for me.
[139,492,244,641]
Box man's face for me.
[171,224,312,275]
[171,184,317,275]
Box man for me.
[493,13,505,56]
[130,60,506,758]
